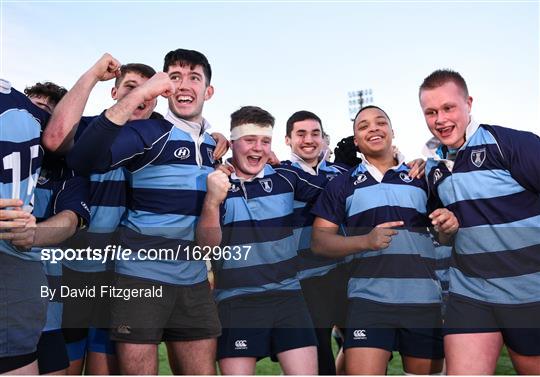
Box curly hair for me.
[24,82,67,107]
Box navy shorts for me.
[217,291,317,360]
[444,294,540,356]
[0,254,47,358]
[344,298,444,359]
[37,330,69,374]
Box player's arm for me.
[196,170,230,247]
[33,210,79,247]
[43,53,121,154]
[210,133,229,160]
[312,217,403,258]
[67,73,174,175]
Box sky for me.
[2,0,539,160]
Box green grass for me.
[157,341,516,375]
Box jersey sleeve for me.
[275,165,326,203]
[52,174,91,226]
[491,126,540,194]
[311,173,348,225]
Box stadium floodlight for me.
[348,88,374,121]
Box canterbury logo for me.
[234,340,248,349]
[353,329,367,339]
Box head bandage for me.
[230,123,273,141]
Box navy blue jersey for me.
[312,162,442,305]
[68,114,217,286]
[425,123,540,305]
[281,159,349,280]
[62,116,128,272]
[32,167,90,331]
[1,82,47,259]
[213,164,326,302]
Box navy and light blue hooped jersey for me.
[1,82,47,259]
[312,162,442,305]
[213,164,326,302]
[281,159,349,280]
[32,167,91,331]
[68,114,217,286]
[425,123,540,305]
[63,116,129,273]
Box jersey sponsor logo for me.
[234,339,248,350]
[229,183,240,193]
[259,178,273,193]
[174,147,191,160]
[207,147,215,165]
[353,174,367,186]
[433,168,443,184]
[471,148,486,168]
[399,172,413,183]
[353,329,367,340]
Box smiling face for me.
[420,81,472,149]
[112,71,156,121]
[231,133,272,179]
[166,63,214,124]
[353,107,393,158]
[286,119,323,165]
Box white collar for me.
[225,159,266,182]
[289,151,328,176]
[165,109,211,134]
[358,151,407,183]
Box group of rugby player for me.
[1,48,538,375]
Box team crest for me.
[207,147,215,164]
[259,178,273,193]
[433,168,443,184]
[229,183,240,193]
[37,168,50,185]
[399,172,413,183]
[471,148,486,168]
[174,147,190,160]
[353,174,367,186]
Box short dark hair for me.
[115,63,156,87]
[353,105,392,127]
[285,110,323,137]
[419,69,469,98]
[163,49,212,85]
[230,106,275,130]
[24,82,67,107]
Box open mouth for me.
[301,146,316,153]
[437,126,454,138]
[367,135,383,142]
[247,156,262,165]
[176,95,194,104]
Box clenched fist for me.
[206,170,231,206]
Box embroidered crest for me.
[174,147,190,160]
[471,148,486,168]
[399,172,413,183]
[433,168,443,184]
[353,174,367,186]
[207,147,215,164]
[229,183,240,193]
[259,178,273,193]
[37,168,50,185]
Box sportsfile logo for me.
[353,329,367,340]
[234,339,248,350]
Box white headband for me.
[230,123,273,141]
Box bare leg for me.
[166,338,217,375]
[507,347,540,375]
[85,352,118,375]
[402,355,444,374]
[219,357,257,375]
[4,360,39,375]
[345,347,391,375]
[116,343,158,375]
[277,346,318,375]
[445,332,503,375]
